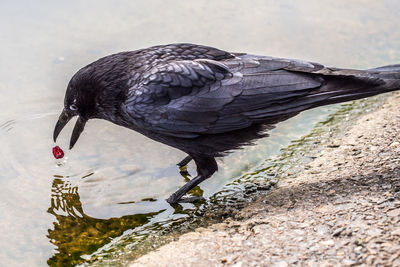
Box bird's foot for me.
[167,194,205,204]
[167,173,209,204]
[179,196,205,203]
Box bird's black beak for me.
[53,109,87,149]
[53,109,72,142]
[69,116,86,149]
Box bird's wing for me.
[123,58,233,137]
[122,56,334,138]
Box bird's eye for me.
[69,104,78,111]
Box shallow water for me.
[1,1,399,266]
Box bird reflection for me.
[48,177,82,217]
[46,176,162,266]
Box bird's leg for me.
[167,174,208,203]
[178,167,205,199]
[167,156,217,204]
[177,155,192,173]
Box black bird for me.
[53,43,400,203]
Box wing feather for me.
[123,56,327,138]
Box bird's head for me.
[53,67,99,149]
[53,54,131,149]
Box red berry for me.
[52,146,64,159]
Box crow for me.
[53,43,400,204]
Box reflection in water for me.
[46,177,164,266]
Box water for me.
[0,1,399,266]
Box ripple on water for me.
[0,119,16,132]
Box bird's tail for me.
[369,64,400,73]
[305,64,400,108]
[247,64,400,122]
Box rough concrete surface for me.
[131,94,400,267]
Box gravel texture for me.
[131,94,400,267]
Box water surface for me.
[0,1,399,266]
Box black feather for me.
[56,43,400,203]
